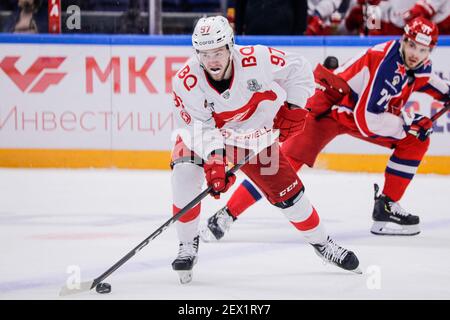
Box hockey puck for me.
[323,56,339,70]
[96,282,112,294]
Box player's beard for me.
[400,40,429,70]
[405,53,427,70]
[406,57,420,69]
[208,55,232,81]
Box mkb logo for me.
[0,56,67,93]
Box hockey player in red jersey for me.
[201,17,450,241]
[170,16,361,284]
[345,0,450,35]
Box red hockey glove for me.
[403,1,436,23]
[306,15,326,35]
[273,102,309,142]
[203,150,236,199]
[402,111,433,141]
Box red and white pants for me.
[171,137,326,244]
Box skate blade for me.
[176,270,193,284]
[319,260,363,275]
[371,221,420,236]
[350,267,363,275]
[313,250,362,274]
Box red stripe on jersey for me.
[336,41,394,82]
[212,90,278,128]
[336,54,368,83]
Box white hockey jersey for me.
[308,0,343,19]
[171,44,315,160]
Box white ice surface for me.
[0,168,449,300]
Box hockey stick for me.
[431,102,450,122]
[59,150,255,296]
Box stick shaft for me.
[431,102,450,122]
[90,151,254,289]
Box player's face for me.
[198,46,231,81]
[403,39,431,69]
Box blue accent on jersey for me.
[366,41,406,114]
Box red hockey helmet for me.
[403,17,439,48]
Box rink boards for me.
[0,34,449,173]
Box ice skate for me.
[200,206,236,242]
[371,184,420,236]
[171,236,199,284]
[312,236,362,274]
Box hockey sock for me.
[173,203,201,222]
[383,155,423,201]
[173,203,201,242]
[226,179,262,218]
[383,172,412,202]
[279,190,326,244]
[299,220,327,245]
[383,135,429,201]
[289,206,326,245]
[290,206,320,231]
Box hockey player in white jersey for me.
[169,16,361,284]
[306,0,348,35]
